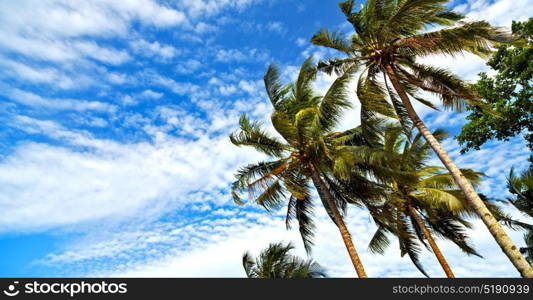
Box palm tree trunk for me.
[385,64,533,278]
[308,163,368,278]
[408,206,455,278]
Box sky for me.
[0,0,531,278]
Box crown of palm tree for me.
[365,124,488,276]
[230,57,398,253]
[242,242,327,278]
[310,0,509,121]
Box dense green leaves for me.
[365,125,483,275]
[457,18,533,152]
[311,0,506,130]
[230,58,367,254]
[230,114,287,157]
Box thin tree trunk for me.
[308,163,367,278]
[408,206,455,278]
[385,64,533,278]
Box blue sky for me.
[0,0,531,278]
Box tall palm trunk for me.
[385,65,533,278]
[308,163,367,278]
[408,205,455,278]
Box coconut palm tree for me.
[242,242,327,278]
[367,124,487,277]
[231,57,396,277]
[310,0,532,277]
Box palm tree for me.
[368,124,485,277]
[231,57,392,277]
[310,0,532,277]
[242,242,327,278]
[506,164,533,264]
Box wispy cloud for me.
[6,89,117,112]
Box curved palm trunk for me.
[408,206,455,278]
[385,65,533,278]
[308,164,367,278]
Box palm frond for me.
[396,63,480,112]
[232,160,288,205]
[295,57,318,105]
[357,72,397,118]
[264,64,289,109]
[295,196,315,254]
[230,114,288,157]
[425,209,482,257]
[244,242,327,278]
[271,110,299,146]
[319,69,354,131]
[310,29,352,54]
[394,21,505,58]
[368,225,391,254]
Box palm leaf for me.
[230,114,287,157]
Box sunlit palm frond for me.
[310,29,352,54]
[264,64,290,109]
[232,160,288,205]
[230,114,288,157]
[394,21,506,58]
[319,69,354,131]
[295,57,318,105]
[357,73,398,119]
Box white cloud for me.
[6,89,116,113]
[0,116,263,232]
[0,59,81,89]
[85,117,109,128]
[455,0,531,26]
[266,21,285,33]
[218,85,238,96]
[194,22,217,34]
[296,37,307,47]
[215,48,269,63]
[175,59,204,74]
[0,0,187,40]
[238,80,262,96]
[140,89,164,100]
[0,0,263,93]
[130,39,179,60]
[145,71,199,95]
[73,41,131,65]
[120,95,138,106]
[178,0,258,19]
[106,72,130,85]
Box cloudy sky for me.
[0,0,531,278]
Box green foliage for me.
[366,125,486,276]
[229,114,287,157]
[231,57,408,257]
[230,58,381,253]
[457,18,533,152]
[311,0,508,132]
[242,242,326,278]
